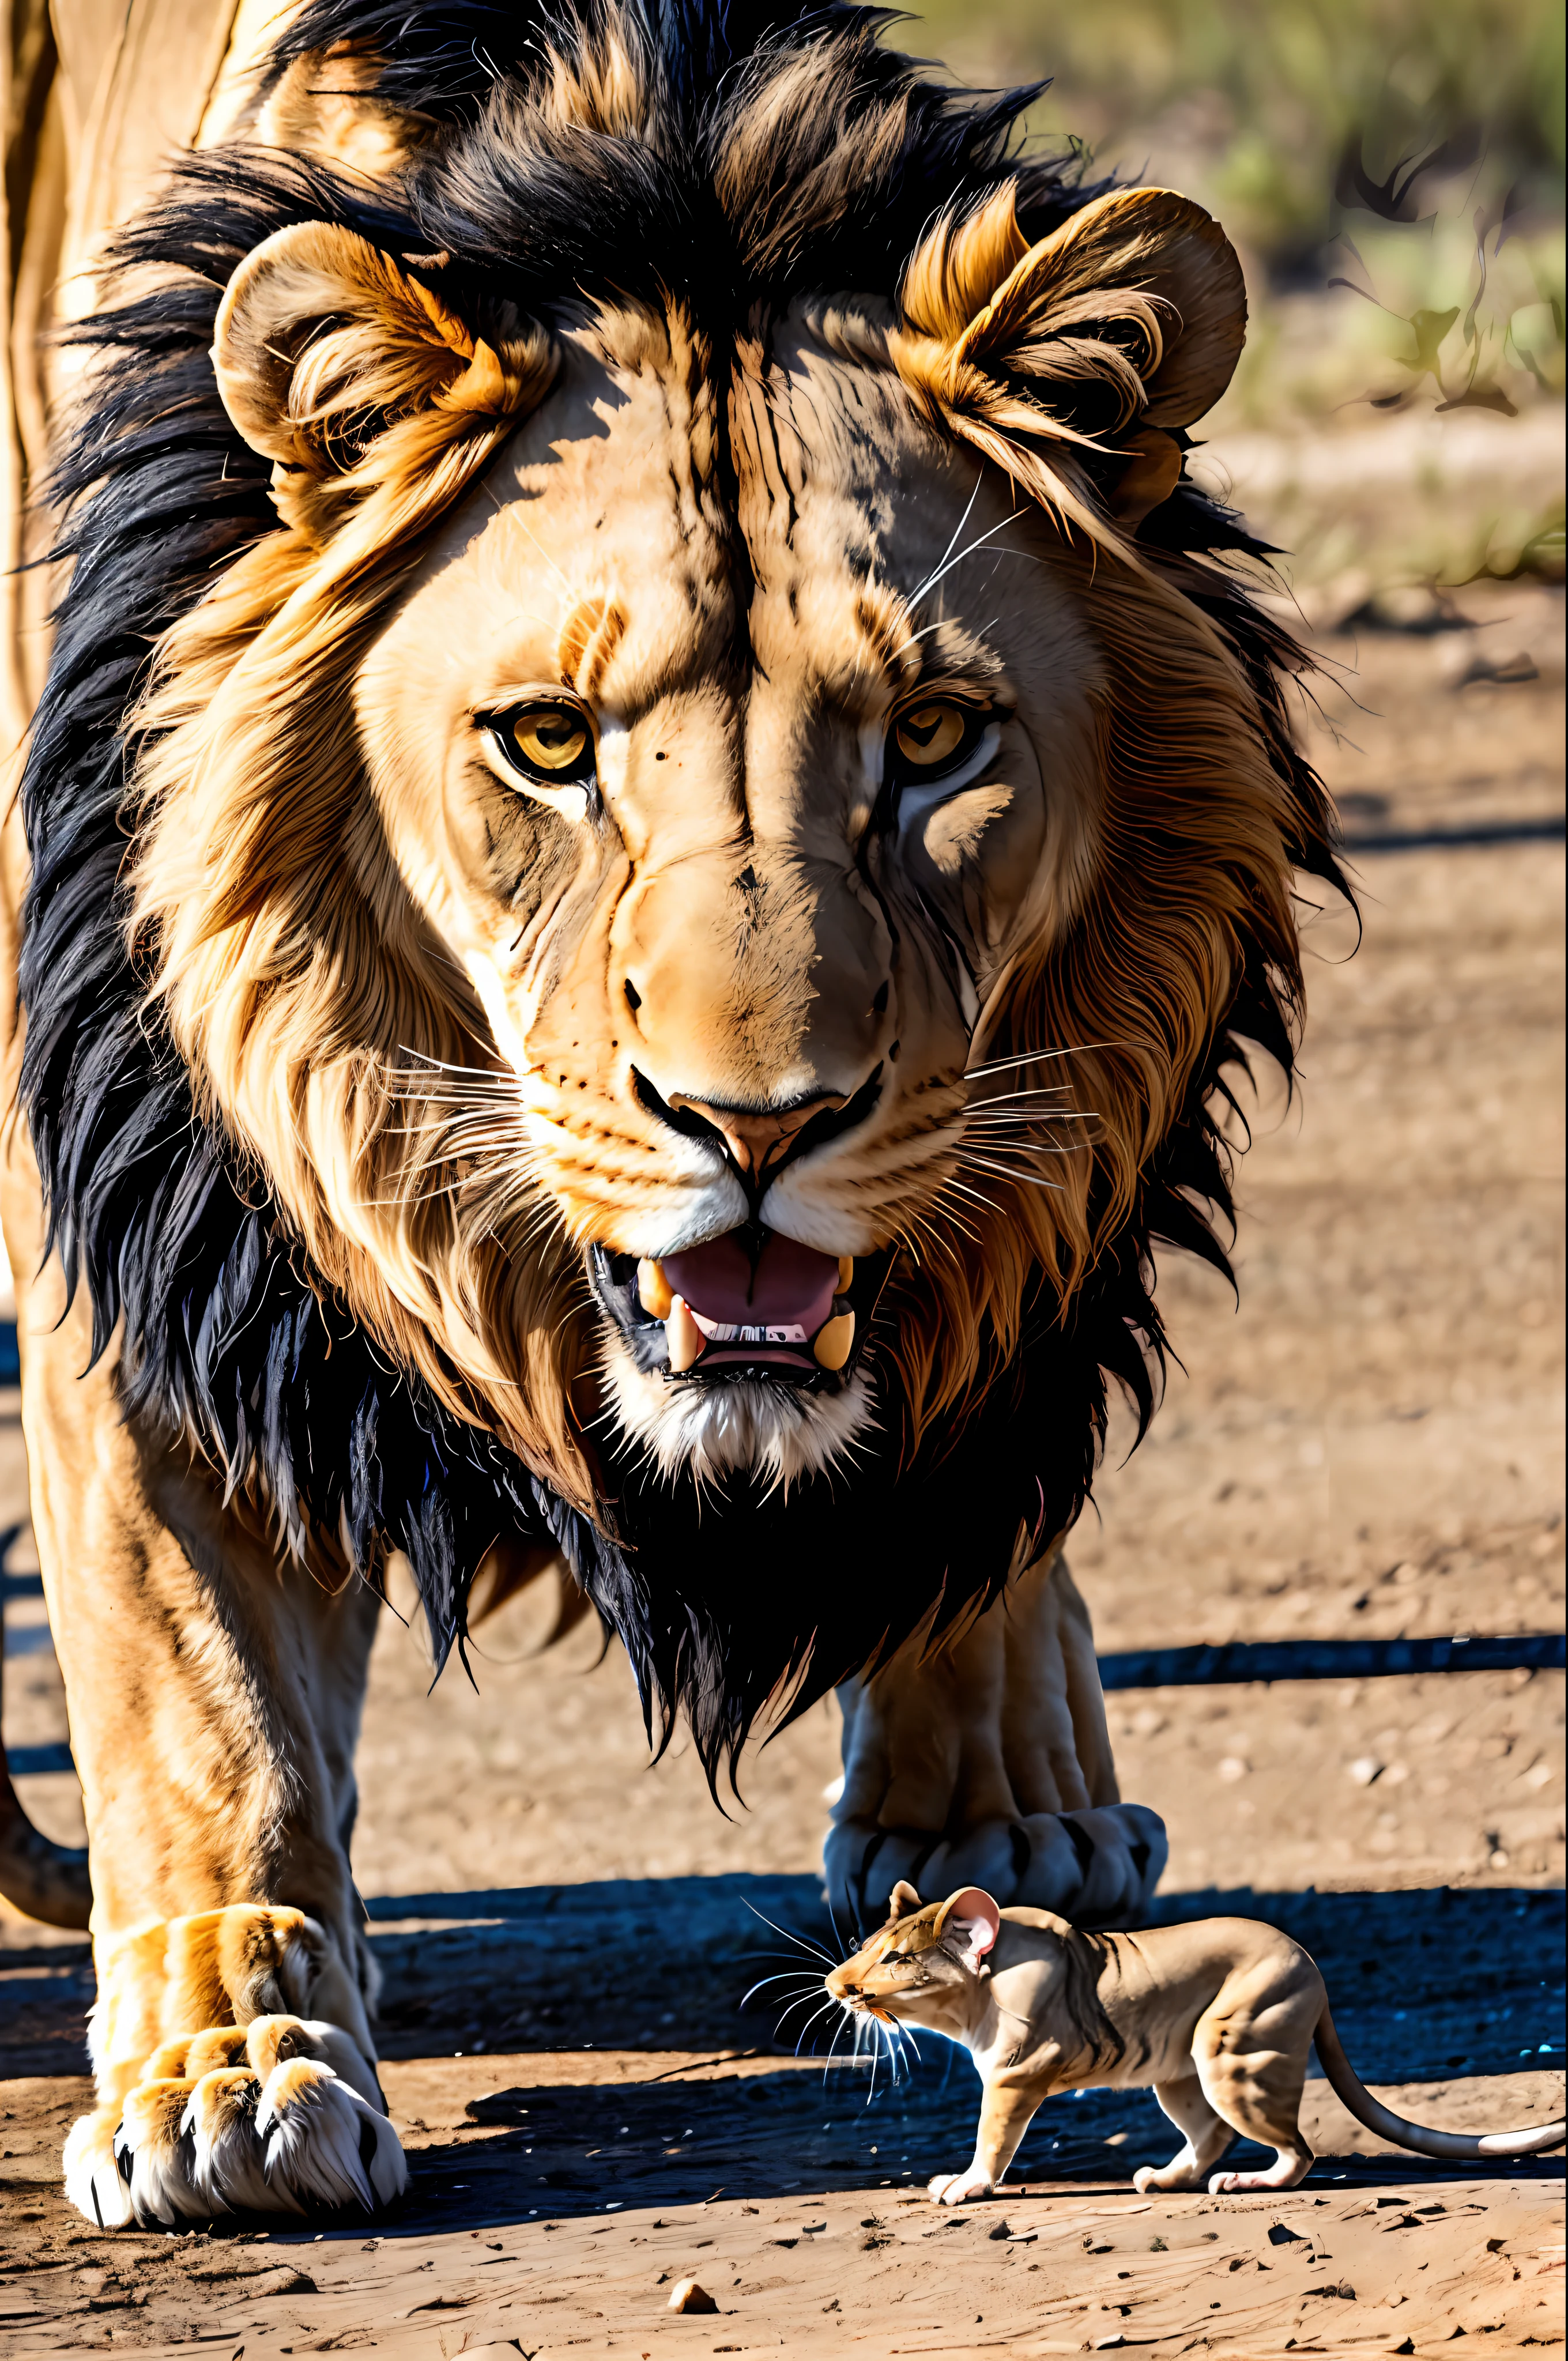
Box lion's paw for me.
[252,2049,406,2213]
[1012,1804,1169,1923]
[65,2013,405,2227]
[825,1819,1026,1932]
[63,2105,135,2230]
[826,1802,1167,1930]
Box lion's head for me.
[22,0,1341,1764]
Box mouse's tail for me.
[1313,2008,1565,2160]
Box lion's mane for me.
[19,0,1345,1781]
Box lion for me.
[0,0,1343,2225]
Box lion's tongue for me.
[663,1231,839,1347]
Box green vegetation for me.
[906,0,1563,268]
[903,0,1565,582]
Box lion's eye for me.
[888,698,990,783]
[491,703,595,784]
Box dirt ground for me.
[1,541,1562,2347]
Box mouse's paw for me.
[1207,2155,1311,2196]
[1134,2159,1203,2194]
[928,2167,996,2205]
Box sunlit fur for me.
[120,49,1318,1510]
[604,1353,877,1491]
[128,224,587,1500]
[21,0,1345,1768]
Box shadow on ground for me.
[5,1876,1561,2086]
[359,1874,1566,2076]
[349,1876,1568,2236]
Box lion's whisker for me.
[963,1042,1120,1078]
[913,466,983,608]
[907,505,1030,615]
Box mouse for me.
[824,1880,1566,2203]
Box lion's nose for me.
[665,1090,847,1180]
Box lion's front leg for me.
[6,1158,404,2226]
[824,1549,1165,1930]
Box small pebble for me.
[667,2278,718,2314]
[1348,1756,1384,1786]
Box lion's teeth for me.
[638,1257,673,1319]
[836,1255,854,1293]
[666,1296,705,1372]
[813,1309,855,1371]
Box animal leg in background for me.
[1133,2075,1235,2194]
[0,1119,404,2227]
[827,1548,1167,1927]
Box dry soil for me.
[0,556,1562,2355]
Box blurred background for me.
[914,0,1565,604]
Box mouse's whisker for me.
[740,1970,816,2008]
[820,2007,854,2084]
[771,1987,828,2031]
[742,1901,838,1966]
[860,2015,883,2105]
[791,1998,835,2057]
[824,1896,865,1963]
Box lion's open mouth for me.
[589,1228,889,1389]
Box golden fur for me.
[125,151,1305,1499]
[0,0,1329,2231]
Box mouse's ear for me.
[934,1887,1002,1963]
[885,1880,924,1925]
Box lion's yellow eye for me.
[488,702,597,794]
[506,706,591,774]
[892,700,971,770]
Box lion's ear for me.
[894,183,1245,519]
[212,220,556,489]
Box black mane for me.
[18,0,1345,1782]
